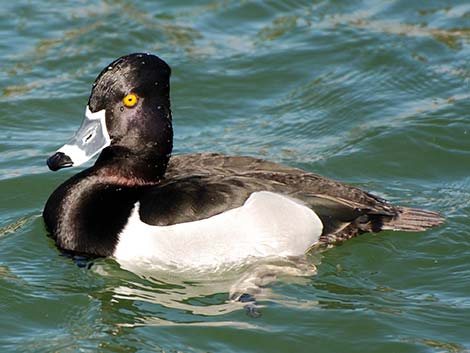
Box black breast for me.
[43,170,140,256]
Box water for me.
[1,0,469,352]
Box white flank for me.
[114,191,323,270]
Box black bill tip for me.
[47,152,73,171]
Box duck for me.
[43,53,444,269]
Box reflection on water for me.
[0,214,38,238]
[95,253,321,327]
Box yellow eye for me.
[123,93,138,107]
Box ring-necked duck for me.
[43,53,443,269]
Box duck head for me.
[47,53,173,181]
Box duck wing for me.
[138,153,443,243]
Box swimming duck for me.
[43,53,443,269]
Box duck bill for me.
[47,107,111,171]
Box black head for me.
[47,53,173,180]
[90,53,172,150]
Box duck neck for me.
[94,149,169,187]
[93,132,173,187]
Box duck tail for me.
[382,206,444,232]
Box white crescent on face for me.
[114,191,323,271]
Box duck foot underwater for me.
[43,53,444,273]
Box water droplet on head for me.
[120,106,124,112]
[141,61,145,65]
[107,66,113,70]
[137,54,143,58]
[154,82,159,86]
[157,105,162,110]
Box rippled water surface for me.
[1,1,470,352]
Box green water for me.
[1,0,469,352]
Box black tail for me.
[382,206,444,232]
